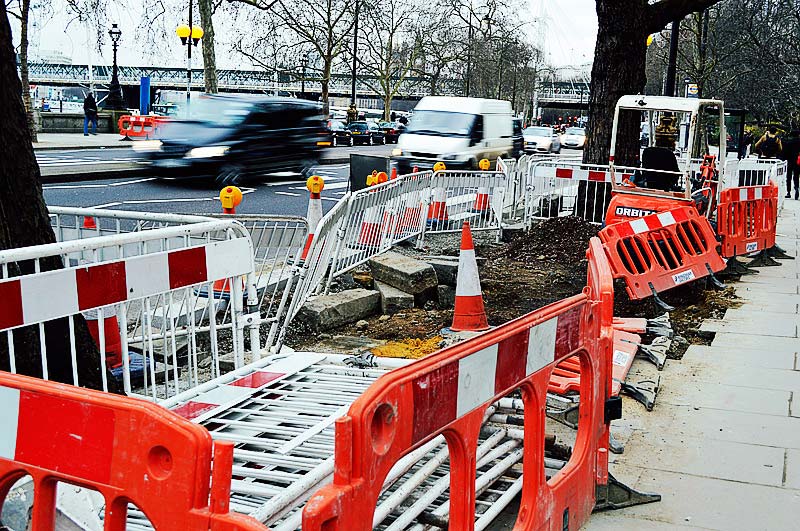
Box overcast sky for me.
[14,0,598,71]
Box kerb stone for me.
[297,288,380,332]
[369,251,438,294]
[375,281,414,314]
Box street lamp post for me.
[301,52,309,99]
[176,3,203,106]
[106,23,125,110]
[351,0,360,105]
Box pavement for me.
[585,200,800,530]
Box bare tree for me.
[198,0,218,92]
[357,0,419,119]
[228,0,355,114]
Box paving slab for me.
[682,344,796,370]
[599,469,800,530]
[710,333,799,355]
[699,314,798,337]
[786,449,800,490]
[658,380,791,417]
[735,278,799,295]
[613,432,785,487]
[668,360,800,394]
[585,513,715,530]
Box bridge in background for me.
[27,62,591,109]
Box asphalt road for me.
[40,146,582,218]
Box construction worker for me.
[637,115,680,192]
[754,126,783,159]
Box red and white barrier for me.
[427,187,449,226]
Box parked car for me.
[561,127,586,149]
[511,118,524,158]
[393,96,514,172]
[378,121,405,143]
[347,121,386,145]
[134,95,325,185]
[523,126,561,154]
[324,120,353,147]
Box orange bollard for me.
[219,186,243,214]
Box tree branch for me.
[647,0,722,34]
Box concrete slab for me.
[369,251,438,295]
[719,308,800,321]
[374,281,414,314]
[734,281,798,295]
[668,357,800,394]
[658,380,791,417]
[710,333,799,355]
[585,514,715,530]
[786,449,800,490]
[297,288,380,332]
[614,433,785,487]
[700,314,797,337]
[600,469,800,530]
[682,344,796,370]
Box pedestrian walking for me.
[754,126,782,159]
[83,92,98,136]
[782,129,800,199]
[738,129,753,159]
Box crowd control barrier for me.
[0,371,266,530]
[302,237,621,531]
[717,183,778,258]
[598,206,726,303]
[0,207,261,401]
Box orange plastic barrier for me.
[118,115,161,139]
[0,372,267,531]
[548,329,640,397]
[302,237,618,531]
[716,183,778,258]
[599,206,726,301]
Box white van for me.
[393,96,514,172]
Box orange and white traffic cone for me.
[399,189,423,234]
[83,216,97,230]
[426,187,449,228]
[356,206,383,248]
[300,175,325,262]
[472,186,490,215]
[390,166,398,180]
[451,221,489,332]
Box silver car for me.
[523,126,561,154]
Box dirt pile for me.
[371,336,444,359]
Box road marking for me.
[274,191,300,197]
[320,197,340,202]
[264,180,304,187]
[44,178,157,190]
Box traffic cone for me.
[390,166,398,180]
[427,187,449,228]
[83,216,97,229]
[356,206,383,248]
[399,189,423,234]
[451,221,489,332]
[301,175,325,262]
[472,186,490,215]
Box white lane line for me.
[264,180,304,187]
[44,177,158,190]
[320,197,340,202]
[37,160,133,167]
[274,191,300,197]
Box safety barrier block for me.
[302,237,619,531]
[599,206,725,301]
[0,372,266,530]
[717,183,778,258]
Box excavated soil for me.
[289,216,740,357]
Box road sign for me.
[687,83,699,98]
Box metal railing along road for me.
[1,207,262,402]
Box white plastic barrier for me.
[1,207,261,401]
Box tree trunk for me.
[584,1,648,167]
[19,0,36,142]
[0,6,113,392]
[321,58,331,117]
[198,0,218,93]
[383,91,392,120]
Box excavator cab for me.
[604,96,726,226]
